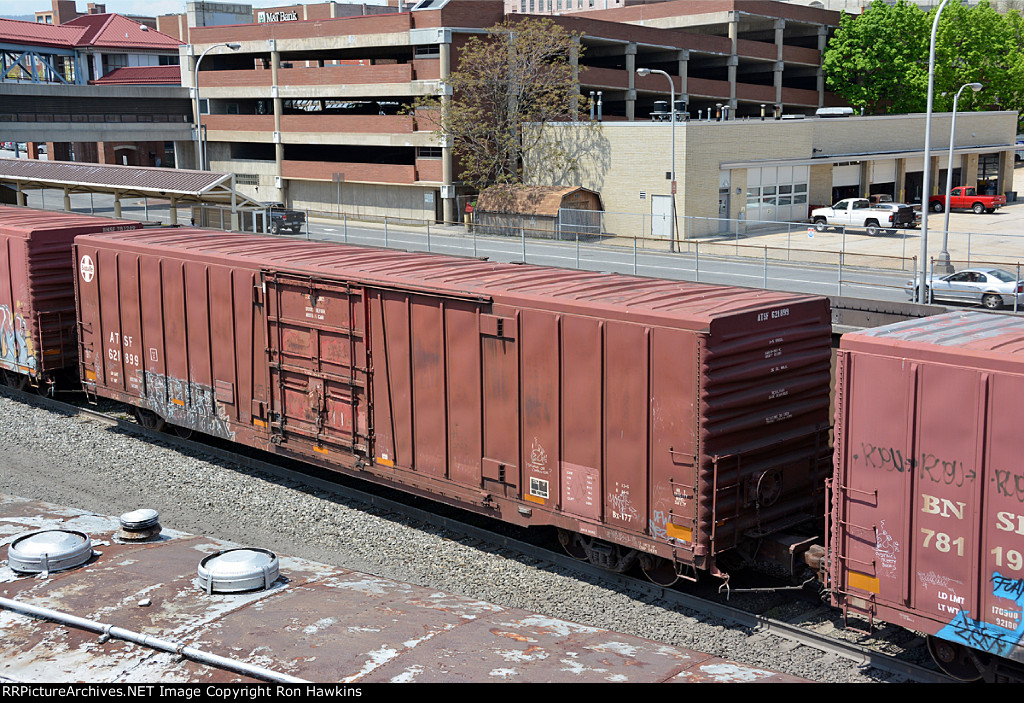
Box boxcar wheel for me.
[2,370,29,391]
[557,528,588,561]
[639,554,680,587]
[927,636,986,682]
[169,424,193,439]
[135,407,166,432]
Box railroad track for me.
[0,385,953,683]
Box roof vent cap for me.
[117,508,162,542]
[7,530,94,575]
[197,548,280,594]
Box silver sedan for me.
[907,267,1024,310]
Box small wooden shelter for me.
[475,185,603,240]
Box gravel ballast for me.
[0,394,886,683]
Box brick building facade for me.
[184,0,843,222]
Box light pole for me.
[937,81,983,273]
[917,0,950,304]
[193,42,241,171]
[637,67,678,250]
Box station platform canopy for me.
[0,158,264,220]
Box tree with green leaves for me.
[823,0,1024,126]
[822,0,930,114]
[417,17,588,191]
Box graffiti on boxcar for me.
[648,484,675,542]
[918,570,962,594]
[855,442,975,487]
[936,572,1024,658]
[609,484,639,524]
[527,438,550,476]
[0,304,36,372]
[994,469,1024,503]
[143,371,234,440]
[875,520,900,578]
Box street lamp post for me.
[637,67,677,250]
[918,0,951,304]
[193,42,241,171]
[937,82,983,273]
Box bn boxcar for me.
[74,229,832,585]
[832,311,1024,681]
[0,206,140,392]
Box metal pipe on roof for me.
[0,596,309,684]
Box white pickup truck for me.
[810,198,917,235]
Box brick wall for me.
[283,160,417,183]
[193,12,413,44]
[415,158,443,182]
[281,114,414,134]
[204,115,275,133]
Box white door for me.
[651,195,673,239]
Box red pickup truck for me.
[928,186,1006,214]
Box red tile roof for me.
[89,65,182,85]
[0,17,86,49]
[64,13,182,50]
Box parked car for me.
[1015,135,1023,162]
[928,186,1005,214]
[268,205,306,234]
[810,197,917,235]
[906,267,1024,309]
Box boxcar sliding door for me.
[263,272,369,457]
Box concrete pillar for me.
[677,49,689,104]
[625,43,637,121]
[169,197,178,225]
[816,27,827,108]
[63,187,71,212]
[727,12,740,110]
[440,39,455,225]
[859,161,871,198]
[16,183,25,206]
[113,193,122,218]
[929,155,941,197]
[189,52,201,169]
[727,56,738,109]
[895,158,907,203]
[270,40,286,204]
[774,61,784,107]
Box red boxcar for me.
[0,206,140,390]
[74,230,832,584]
[832,311,1024,681]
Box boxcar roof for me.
[78,228,826,328]
[842,310,1024,368]
[0,206,139,237]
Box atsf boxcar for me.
[832,311,1024,681]
[0,206,140,391]
[74,230,832,584]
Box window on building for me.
[158,55,180,66]
[236,173,259,185]
[417,147,442,158]
[102,54,128,75]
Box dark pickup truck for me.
[269,206,306,234]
